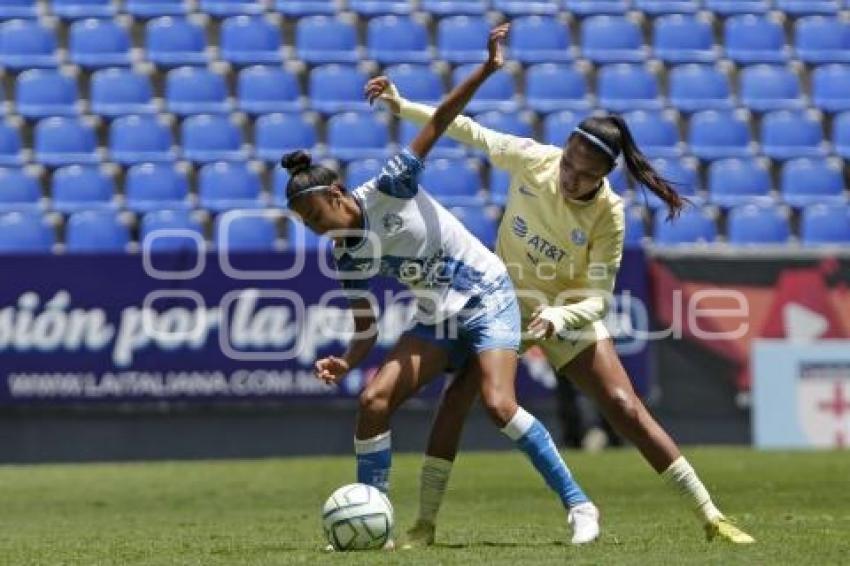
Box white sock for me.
[661,456,723,524]
[417,456,453,524]
[500,406,535,441]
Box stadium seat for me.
[0,19,58,69]
[0,122,24,166]
[776,0,841,15]
[452,65,518,114]
[220,16,283,66]
[812,65,850,113]
[420,0,487,16]
[801,204,850,245]
[140,209,204,252]
[15,69,79,119]
[0,168,41,212]
[688,110,754,160]
[346,159,383,188]
[199,0,264,17]
[181,114,247,163]
[420,159,483,206]
[727,204,791,245]
[653,206,716,245]
[543,110,589,146]
[126,0,189,18]
[437,16,490,64]
[385,65,444,105]
[652,14,716,64]
[489,168,510,205]
[0,211,54,253]
[607,162,630,195]
[449,207,497,248]
[271,167,289,206]
[145,16,208,67]
[295,16,358,65]
[668,65,733,113]
[254,112,318,162]
[68,18,132,68]
[125,163,192,213]
[760,110,827,160]
[624,206,646,247]
[580,16,646,64]
[165,67,231,116]
[634,0,699,13]
[622,111,682,159]
[704,0,769,15]
[274,0,335,16]
[198,161,264,212]
[707,157,773,207]
[509,16,573,64]
[89,68,157,117]
[51,165,116,213]
[33,117,98,167]
[0,0,37,20]
[309,65,370,114]
[65,210,130,253]
[236,65,302,114]
[215,214,278,252]
[740,65,804,113]
[525,64,591,112]
[780,158,847,207]
[349,0,413,15]
[493,0,558,15]
[367,16,430,65]
[724,15,790,65]
[563,0,629,15]
[52,0,115,19]
[833,112,850,158]
[597,64,662,112]
[327,112,391,161]
[795,17,850,65]
[398,120,465,159]
[634,157,701,210]
[109,115,177,165]
[286,219,329,251]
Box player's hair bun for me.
[281,150,312,175]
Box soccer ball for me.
[322,483,394,551]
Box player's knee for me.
[359,387,390,417]
[480,388,517,426]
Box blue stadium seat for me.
[398,120,465,159]
[109,115,177,165]
[740,65,804,113]
[34,117,98,167]
[198,161,264,212]
[165,66,231,116]
[653,14,716,64]
[126,0,189,18]
[449,206,497,248]
[0,122,24,166]
[69,18,131,68]
[0,1,37,20]
[607,162,630,195]
[795,17,850,65]
[199,0,264,17]
[489,168,510,205]
[420,0,487,16]
[90,68,157,117]
[125,163,191,213]
[346,159,382,187]
[761,110,827,160]
[777,1,841,15]
[420,158,483,206]
[812,65,850,113]
[15,69,79,119]
[0,211,54,253]
[220,16,283,65]
[622,111,682,159]
[237,65,301,114]
[0,168,41,212]
[597,64,662,112]
[349,0,412,15]
[562,0,629,15]
[295,16,358,65]
[707,158,773,207]
[215,214,278,252]
[724,15,789,65]
[801,204,850,245]
[634,157,701,210]
[385,64,444,105]
[525,64,591,112]
[309,65,370,114]
[65,210,130,253]
[688,110,754,160]
[145,16,208,67]
[452,65,518,114]
[624,206,646,247]
[327,112,391,161]
[274,0,335,16]
[254,112,318,162]
[51,166,116,213]
[703,0,769,15]
[286,219,330,251]
[834,111,850,158]
[668,65,733,113]
[727,204,791,245]
[634,0,699,13]
[140,209,204,252]
[181,114,247,163]
[493,0,559,15]
[510,16,573,64]
[653,206,716,245]
[52,0,115,19]
[543,110,589,146]
[0,19,58,69]
[271,167,289,206]
[580,16,646,64]
[437,15,490,64]
[781,158,847,207]
[367,16,430,65]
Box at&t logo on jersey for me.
[512,215,528,238]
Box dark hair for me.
[575,116,686,220]
[280,150,340,201]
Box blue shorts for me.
[405,274,521,369]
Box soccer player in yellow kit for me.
[365,77,755,546]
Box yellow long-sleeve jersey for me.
[399,100,625,331]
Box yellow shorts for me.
[520,320,610,372]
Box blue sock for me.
[502,407,589,508]
[355,431,392,494]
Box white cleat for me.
[568,502,600,545]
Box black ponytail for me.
[280,150,340,201]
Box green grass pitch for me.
[1,448,848,565]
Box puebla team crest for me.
[382,212,403,235]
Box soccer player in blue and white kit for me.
[282,24,600,546]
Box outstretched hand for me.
[485,23,510,72]
[314,356,350,385]
[364,76,401,114]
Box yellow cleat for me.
[705,517,755,544]
[401,520,436,549]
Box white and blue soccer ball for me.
[322,483,394,551]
